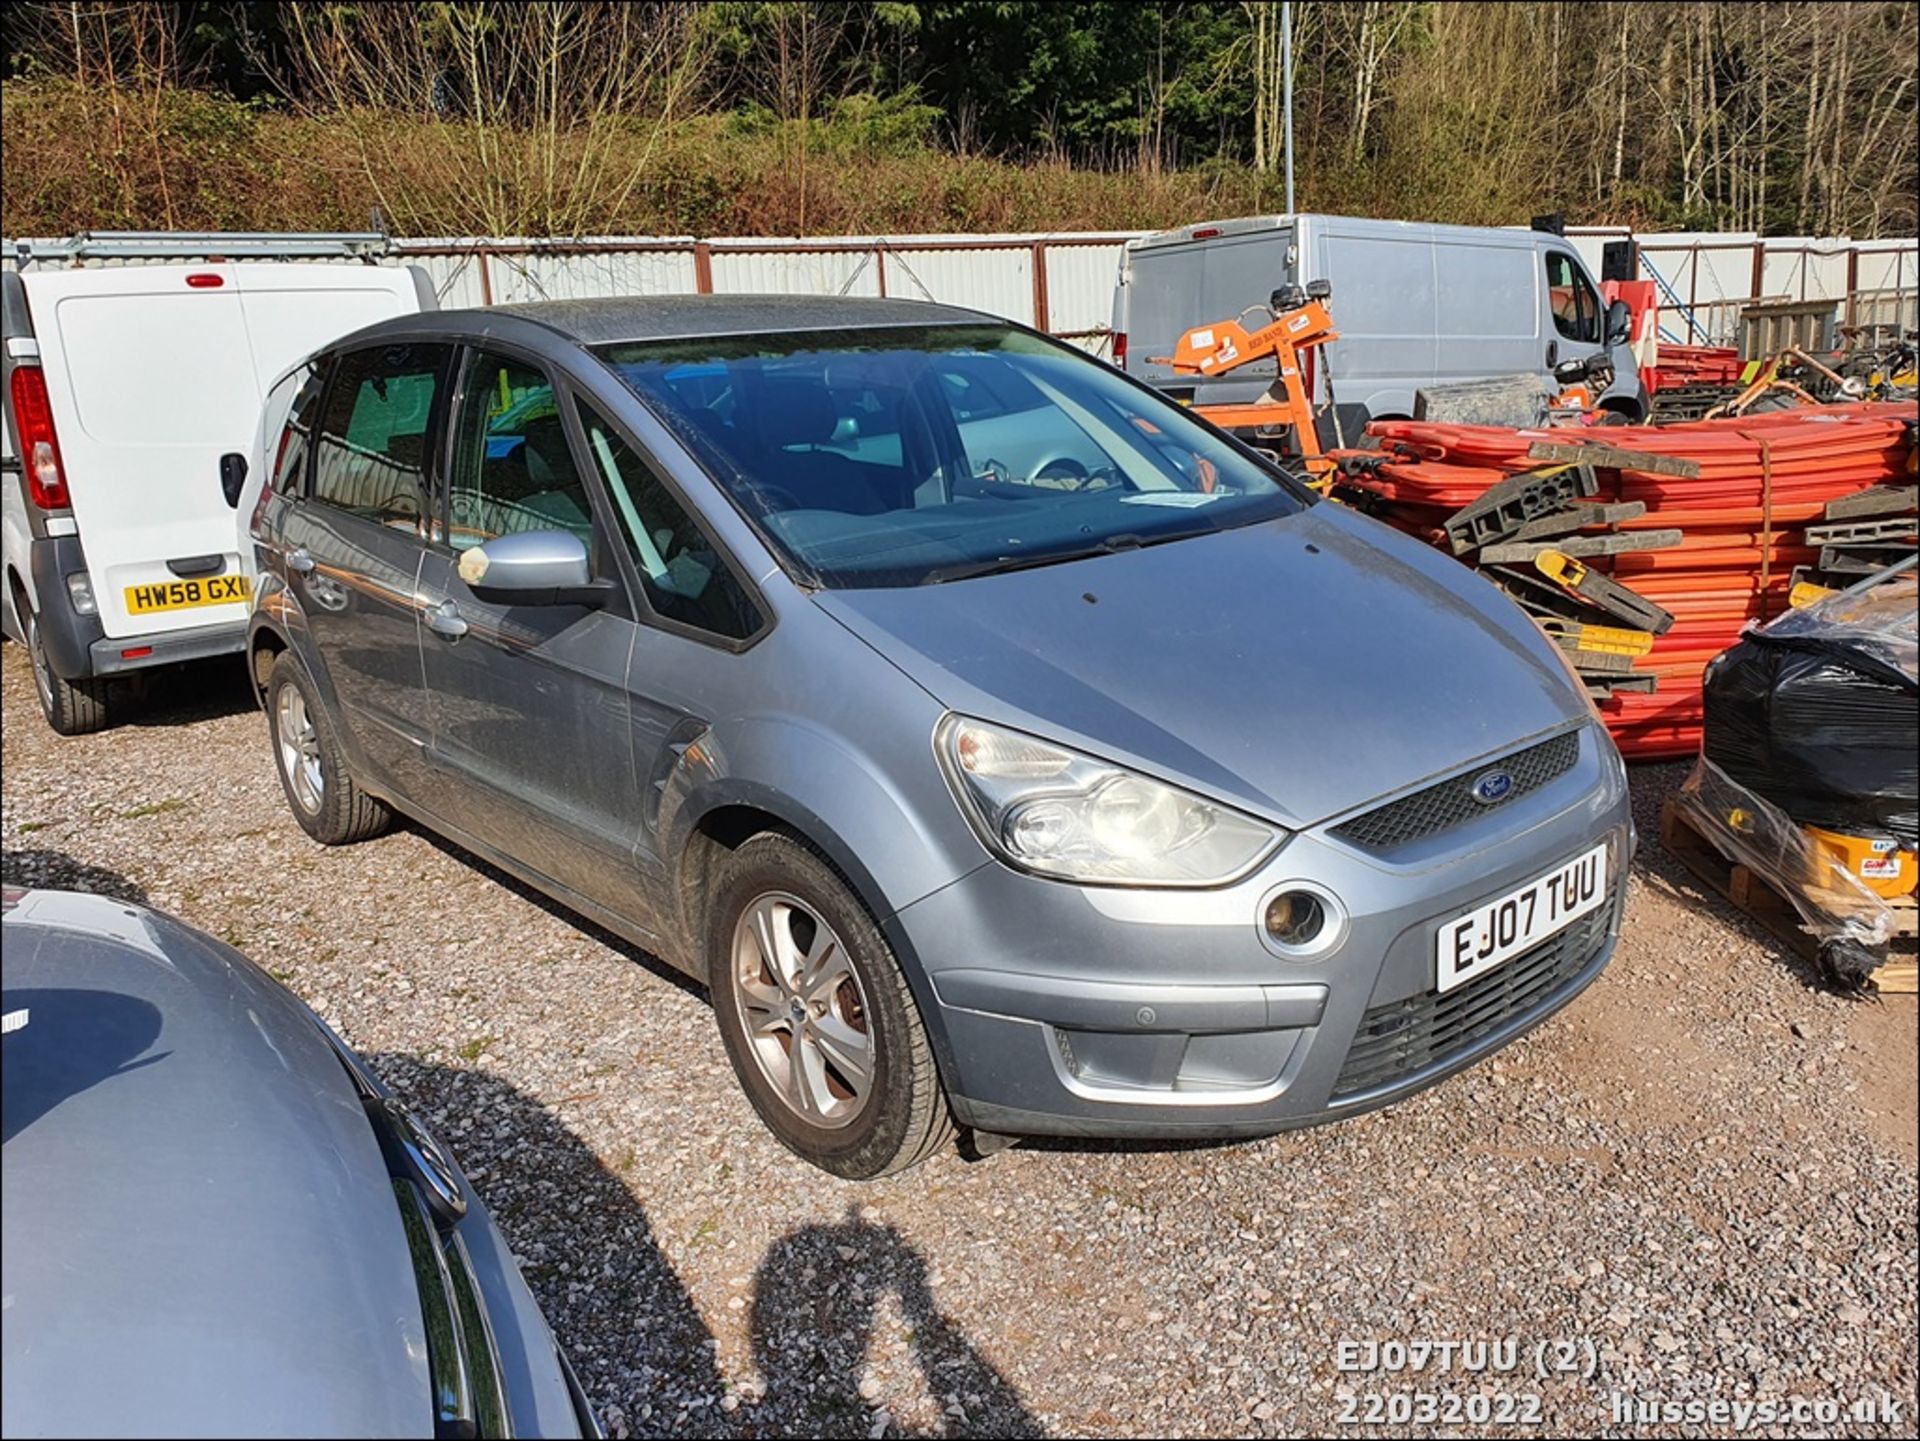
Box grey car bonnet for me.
[2,890,431,1439]
[815,503,1588,829]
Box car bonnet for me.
[1,890,432,1438]
[814,503,1589,830]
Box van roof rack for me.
[3,231,392,265]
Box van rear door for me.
[232,266,427,382]
[29,267,261,641]
[28,263,427,642]
[1125,220,1293,405]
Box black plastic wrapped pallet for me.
[1702,625,1919,847]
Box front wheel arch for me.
[672,791,964,1094]
[248,626,287,706]
[705,829,958,1176]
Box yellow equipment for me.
[1536,618,1656,657]
[1805,825,1917,901]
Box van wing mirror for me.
[219,452,248,509]
[458,529,610,607]
[1605,298,1633,347]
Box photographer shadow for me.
[750,1209,1044,1438]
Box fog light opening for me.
[1265,890,1326,948]
[1258,882,1345,959]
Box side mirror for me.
[1605,298,1632,347]
[456,529,610,608]
[219,452,248,509]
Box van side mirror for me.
[1605,299,1632,347]
[458,529,611,608]
[219,452,248,509]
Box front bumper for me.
[896,723,1633,1138]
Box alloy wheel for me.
[275,682,324,814]
[730,891,876,1129]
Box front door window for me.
[1545,253,1601,345]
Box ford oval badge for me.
[1471,769,1515,805]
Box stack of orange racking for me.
[1344,401,1917,759]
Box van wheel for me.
[266,650,390,845]
[25,607,111,736]
[708,833,954,1179]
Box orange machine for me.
[1155,281,1341,486]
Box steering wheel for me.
[1035,456,1134,493]
[1031,456,1089,486]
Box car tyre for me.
[25,605,111,736]
[266,650,390,845]
[708,832,954,1178]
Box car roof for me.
[334,293,998,351]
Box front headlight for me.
[935,714,1281,886]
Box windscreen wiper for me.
[922,529,1207,585]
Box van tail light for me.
[1113,332,1128,368]
[9,365,70,510]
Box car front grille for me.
[1331,891,1614,1099]
[1329,731,1581,853]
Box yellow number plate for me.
[123,575,252,615]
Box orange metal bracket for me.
[1154,298,1341,486]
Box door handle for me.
[427,601,469,640]
[1546,340,1560,368]
[286,547,315,575]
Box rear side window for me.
[271,363,326,496]
[310,343,452,526]
[447,351,594,550]
[575,400,763,642]
[1545,253,1601,345]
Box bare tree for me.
[277,1,709,236]
[1336,0,1418,162]
[10,2,190,226]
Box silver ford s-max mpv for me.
[240,296,1632,1177]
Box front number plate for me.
[124,575,252,615]
[1437,843,1608,994]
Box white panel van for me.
[2,245,434,733]
[1111,214,1644,426]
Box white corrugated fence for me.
[7,226,1915,356]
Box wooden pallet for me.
[1660,798,1918,994]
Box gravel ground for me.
[4,644,1915,1440]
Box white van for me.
[1111,213,1645,426]
[2,236,435,733]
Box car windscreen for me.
[593,324,1308,589]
